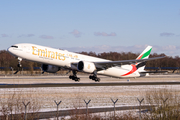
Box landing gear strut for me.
[89,71,100,82]
[69,70,80,82]
[14,57,22,74]
[17,57,22,68]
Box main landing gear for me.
[69,70,80,82]
[69,70,100,82]
[89,71,100,82]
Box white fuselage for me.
[7,43,143,78]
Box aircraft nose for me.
[7,47,11,52]
[7,46,15,54]
[7,47,12,53]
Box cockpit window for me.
[11,45,18,48]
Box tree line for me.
[0,50,180,70]
[0,50,40,70]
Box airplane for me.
[7,43,165,82]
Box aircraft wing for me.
[71,56,165,71]
[94,56,165,70]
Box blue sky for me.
[1,1,180,56]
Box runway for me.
[0,74,180,88]
[1,81,180,88]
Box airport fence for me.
[0,88,180,120]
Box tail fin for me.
[136,46,152,71]
[136,46,152,60]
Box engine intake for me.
[77,61,96,73]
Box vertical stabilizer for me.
[136,46,152,60]
[136,46,152,71]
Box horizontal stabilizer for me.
[140,70,168,74]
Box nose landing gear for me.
[14,57,22,74]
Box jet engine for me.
[41,64,60,73]
[77,61,96,73]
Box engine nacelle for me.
[41,64,60,73]
[77,61,96,73]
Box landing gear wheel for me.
[69,71,80,82]
[17,63,22,68]
[75,78,80,82]
[89,75,93,79]
[69,75,73,79]
[70,77,80,82]
[95,78,100,82]
[89,73,100,82]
